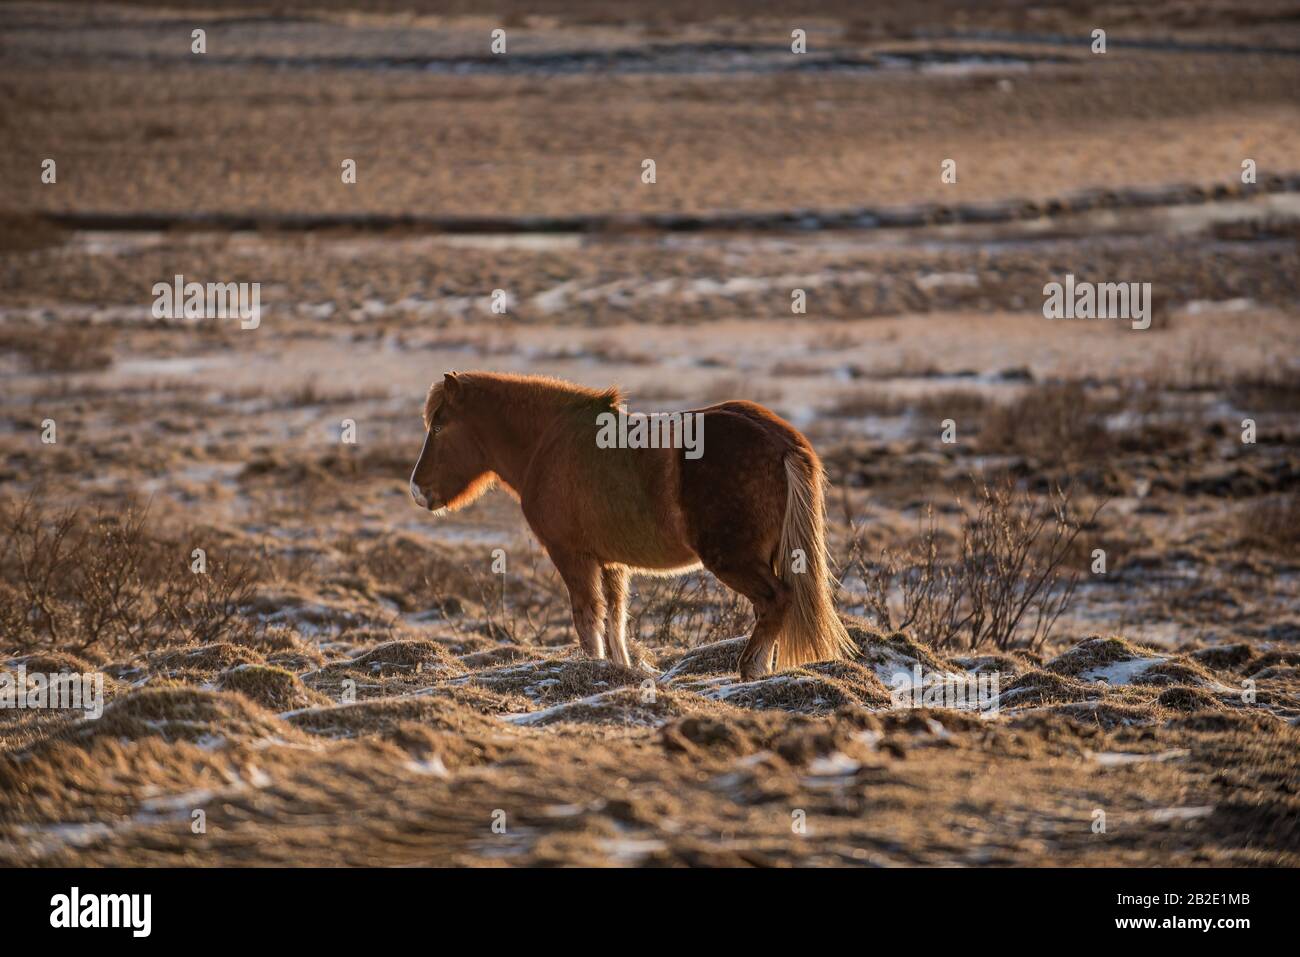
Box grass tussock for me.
[147,641,266,676]
[514,686,731,727]
[995,669,1098,707]
[58,686,295,748]
[465,656,643,703]
[285,694,504,741]
[345,639,464,675]
[1189,643,1256,672]
[1156,686,1225,712]
[216,664,331,712]
[1134,659,1220,688]
[657,636,747,679]
[1043,636,1153,677]
[713,664,891,713]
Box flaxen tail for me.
[775,448,857,669]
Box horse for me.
[408,371,854,679]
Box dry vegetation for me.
[850,480,1096,651]
[0,500,256,655]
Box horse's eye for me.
[433,425,442,433]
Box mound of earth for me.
[217,664,332,712]
[285,693,504,740]
[507,686,738,728]
[145,642,267,677]
[458,656,644,704]
[1044,635,1168,684]
[48,686,300,749]
[305,638,468,698]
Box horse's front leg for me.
[601,564,632,668]
[550,550,607,659]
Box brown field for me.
[1,0,1298,866]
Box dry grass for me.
[825,387,989,422]
[1236,495,1300,559]
[978,382,1119,463]
[0,321,113,373]
[0,497,257,656]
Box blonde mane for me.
[423,372,624,430]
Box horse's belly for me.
[586,450,697,565]
[525,444,697,568]
[608,535,699,571]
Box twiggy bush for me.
[849,480,1097,651]
[0,497,255,655]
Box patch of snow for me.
[1079,656,1166,685]
[1089,748,1190,766]
[1149,805,1215,822]
[404,755,450,778]
[805,752,862,777]
[598,837,666,864]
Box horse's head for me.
[409,372,495,513]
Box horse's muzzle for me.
[409,479,431,510]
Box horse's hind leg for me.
[601,565,632,668]
[701,559,790,681]
[551,551,606,659]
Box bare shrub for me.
[0,497,256,655]
[979,381,1116,463]
[448,550,753,652]
[458,546,562,646]
[628,572,750,650]
[848,480,1098,651]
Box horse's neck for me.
[472,387,569,490]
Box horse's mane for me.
[424,372,624,430]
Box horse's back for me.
[676,400,806,567]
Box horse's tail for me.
[775,447,856,669]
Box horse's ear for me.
[443,371,461,402]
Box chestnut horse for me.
[408,372,853,679]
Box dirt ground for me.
[1,1,1298,866]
